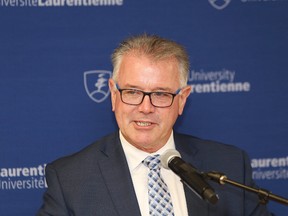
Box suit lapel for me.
[97,133,141,216]
[95,132,213,216]
[174,133,210,216]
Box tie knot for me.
[143,154,161,170]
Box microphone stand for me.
[204,171,288,206]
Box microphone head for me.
[161,149,181,169]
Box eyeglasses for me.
[115,84,181,108]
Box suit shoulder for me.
[47,132,117,172]
[175,132,245,154]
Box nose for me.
[138,95,155,113]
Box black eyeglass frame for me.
[115,83,181,108]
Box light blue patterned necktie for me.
[143,154,175,216]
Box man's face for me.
[109,54,191,153]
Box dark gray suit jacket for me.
[37,132,272,216]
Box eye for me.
[124,89,142,96]
[153,92,172,98]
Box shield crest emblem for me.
[84,70,112,103]
[209,0,231,10]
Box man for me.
[37,34,272,215]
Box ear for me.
[178,85,191,115]
[109,79,116,111]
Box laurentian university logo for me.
[209,0,231,10]
[84,70,112,103]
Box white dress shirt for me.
[120,131,189,216]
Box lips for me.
[135,121,152,127]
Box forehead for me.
[118,54,180,89]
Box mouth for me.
[135,121,153,127]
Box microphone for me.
[161,149,219,204]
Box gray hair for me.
[111,34,190,88]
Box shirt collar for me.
[120,130,176,172]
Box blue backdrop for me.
[0,0,287,215]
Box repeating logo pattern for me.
[84,70,112,103]
[209,0,231,10]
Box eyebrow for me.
[121,84,174,92]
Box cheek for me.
[112,93,123,110]
[159,109,179,128]
[114,102,131,124]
